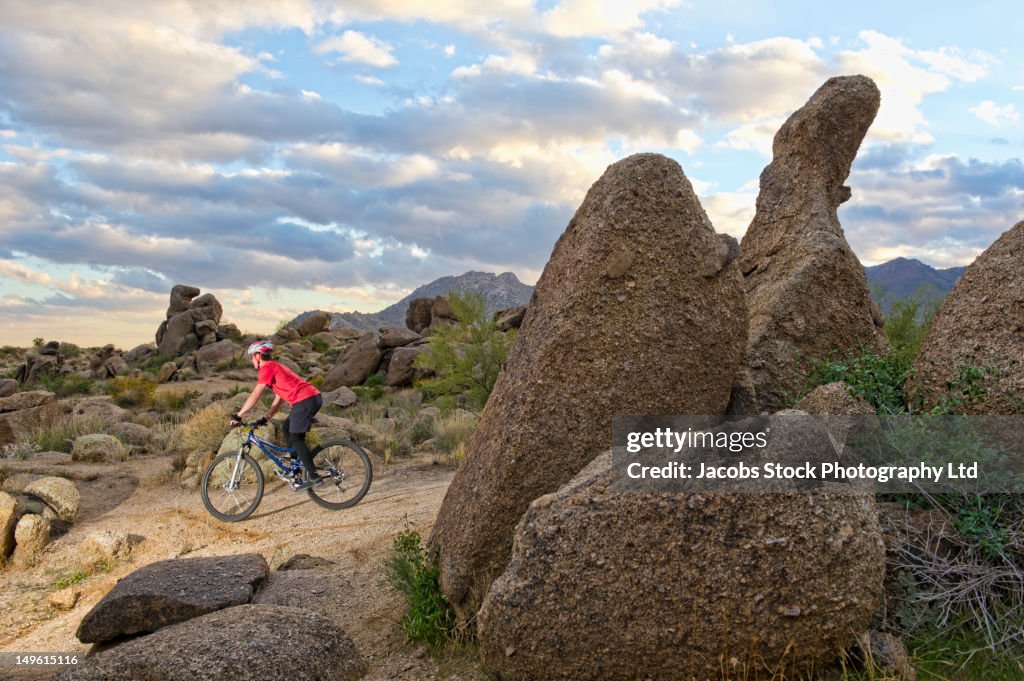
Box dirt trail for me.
[1,449,482,680]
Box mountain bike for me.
[200,422,372,522]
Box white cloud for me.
[444,44,456,57]
[356,75,386,86]
[316,30,397,68]
[970,100,1020,126]
[838,30,991,144]
[542,0,682,38]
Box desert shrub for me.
[353,385,385,401]
[415,291,515,409]
[153,389,201,413]
[141,354,172,372]
[180,403,232,453]
[309,374,324,389]
[309,335,330,353]
[801,296,940,414]
[33,372,94,397]
[107,375,157,407]
[26,416,106,453]
[57,342,81,358]
[384,526,459,650]
[409,417,435,446]
[1,441,40,460]
[364,372,385,387]
[432,411,477,464]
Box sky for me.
[0,1,1021,348]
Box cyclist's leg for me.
[287,395,322,481]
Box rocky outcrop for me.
[911,220,1024,414]
[76,554,269,643]
[24,476,80,523]
[405,296,459,335]
[379,326,421,348]
[15,351,61,384]
[0,390,59,446]
[59,604,365,681]
[322,332,382,391]
[737,75,886,412]
[195,339,244,373]
[89,344,129,379]
[156,285,226,357]
[479,413,885,680]
[296,310,331,337]
[494,305,527,331]
[385,344,430,387]
[0,379,16,398]
[431,153,748,618]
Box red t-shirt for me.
[257,361,320,406]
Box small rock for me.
[24,476,80,523]
[13,513,49,568]
[82,530,136,563]
[0,379,17,398]
[49,588,81,611]
[71,434,129,463]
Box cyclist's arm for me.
[265,395,284,419]
[236,382,267,419]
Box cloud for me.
[541,0,682,38]
[316,30,398,68]
[837,30,991,144]
[970,100,1020,126]
[844,150,1024,267]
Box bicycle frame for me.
[232,426,304,477]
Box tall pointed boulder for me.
[738,75,886,412]
[430,153,748,618]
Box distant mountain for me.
[865,257,965,313]
[292,271,534,333]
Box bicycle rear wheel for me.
[306,440,372,510]
[201,451,265,522]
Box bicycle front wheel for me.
[201,451,265,522]
[307,440,373,510]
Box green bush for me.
[34,372,94,397]
[383,526,459,650]
[57,342,81,358]
[415,291,515,409]
[107,375,157,407]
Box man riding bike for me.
[231,340,324,490]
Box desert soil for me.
[0,444,484,680]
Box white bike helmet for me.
[246,340,274,356]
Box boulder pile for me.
[0,475,81,568]
[155,285,228,357]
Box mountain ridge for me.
[292,271,534,332]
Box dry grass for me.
[180,402,233,453]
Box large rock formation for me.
[478,413,885,680]
[911,220,1024,414]
[737,75,886,412]
[156,285,226,357]
[58,605,365,681]
[430,153,748,618]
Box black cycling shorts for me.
[286,394,322,434]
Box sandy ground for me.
[0,446,484,680]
